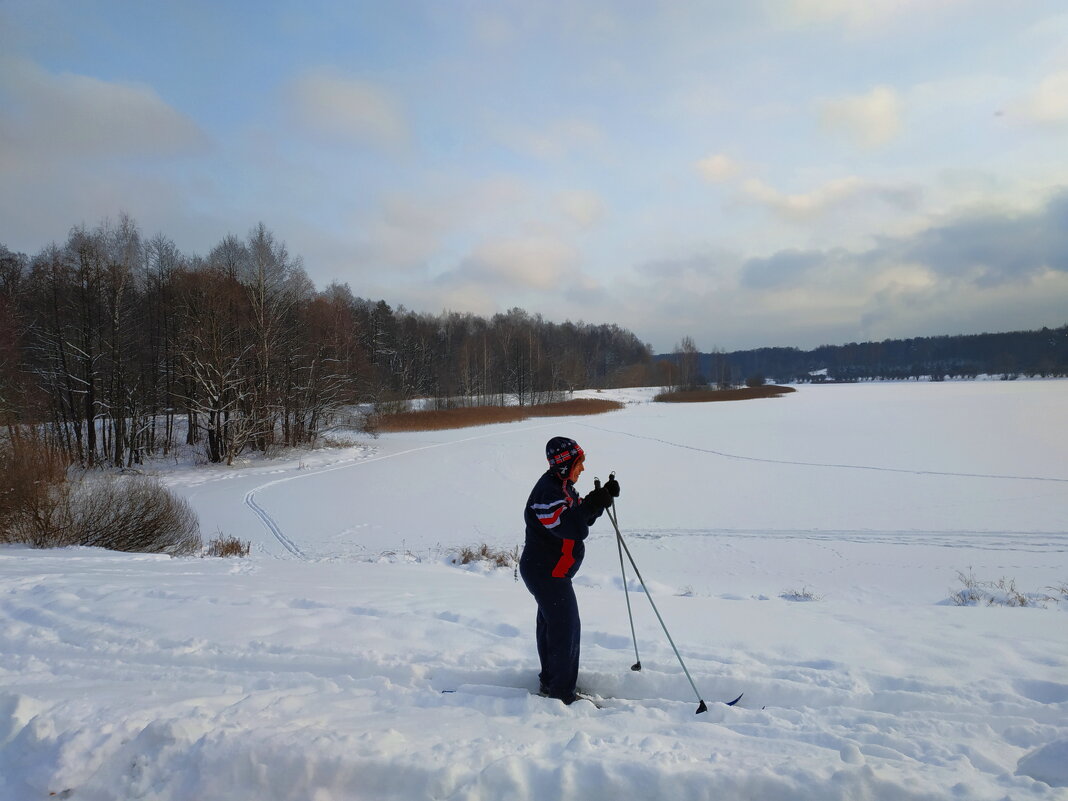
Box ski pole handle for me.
[595,472,616,487]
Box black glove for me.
[604,476,620,498]
[583,485,613,511]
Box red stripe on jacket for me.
[552,539,576,578]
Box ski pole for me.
[597,475,641,672]
[602,491,710,715]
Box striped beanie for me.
[546,437,584,477]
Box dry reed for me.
[206,533,251,558]
[373,398,624,433]
[654,385,796,403]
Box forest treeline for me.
[672,327,1068,385]
[0,217,655,466]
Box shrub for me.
[2,429,202,555]
[745,374,767,388]
[951,570,1056,607]
[780,586,823,602]
[450,543,518,569]
[206,533,251,557]
[5,470,202,556]
[70,475,201,555]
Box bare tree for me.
[673,335,701,391]
[243,223,304,451]
[7,217,658,470]
[708,347,733,390]
[144,232,183,454]
[0,245,31,429]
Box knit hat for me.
[546,436,584,477]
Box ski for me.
[440,684,743,710]
[439,684,610,708]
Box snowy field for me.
[2,380,1067,800]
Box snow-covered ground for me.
[2,380,1067,800]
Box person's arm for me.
[531,485,591,541]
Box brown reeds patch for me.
[654,385,796,403]
[0,432,71,543]
[373,398,624,433]
[206,533,251,558]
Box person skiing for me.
[519,436,620,704]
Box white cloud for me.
[819,85,903,148]
[1018,71,1068,126]
[557,190,605,228]
[361,193,459,272]
[497,119,603,160]
[0,56,213,253]
[381,232,602,324]
[662,81,726,119]
[0,56,206,161]
[740,176,920,221]
[289,69,409,148]
[695,153,740,183]
[628,189,1068,350]
[458,236,578,291]
[780,0,968,30]
[335,176,542,281]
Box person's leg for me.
[535,605,551,691]
[539,579,580,701]
[522,559,553,691]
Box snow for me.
[1018,740,1068,788]
[2,380,1067,800]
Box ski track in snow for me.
[243,489,306,559]
[243,422,558,559]
[621,527,1068,553]
[578,421,1068,484]
[247,400,1068,562]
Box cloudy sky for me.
[2,0,1066,352]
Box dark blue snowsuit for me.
[519,470,606,701]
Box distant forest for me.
[0,218,654,466]
[666,326,1068,386]
[3,218,1064,468]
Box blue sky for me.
[2,0,1066,351]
